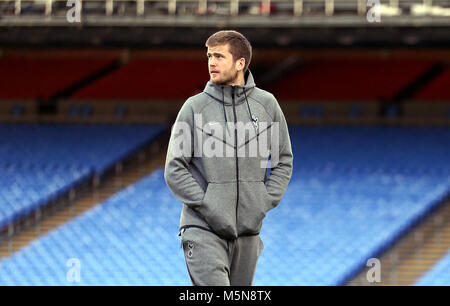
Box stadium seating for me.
[268,59,435,101]
[1,125,449,285]
[254,126,450,285]
[72,58,208,100]
[414,249,450,286]
[0,123,165,231]
[0,163,90,230]
[0,58,114,99]
[0,169,187,285]
[415,67,450,100]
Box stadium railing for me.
[1,0,449,19]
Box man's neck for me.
[227,72,245,87]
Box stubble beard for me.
[212,69,239,86]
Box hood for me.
[203,70,256,106]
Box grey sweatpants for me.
[180,227,264,286]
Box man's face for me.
[207,44,241,85]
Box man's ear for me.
[236,58,245,72]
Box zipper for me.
[231,86,239,229]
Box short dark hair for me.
[205,30,252,72]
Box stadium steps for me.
[257,54,301,90]
[347,196,450,286]
[393,63,446,102]
[49,59,125,101]
[0,132,168,260]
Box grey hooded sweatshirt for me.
[164,70,293,240]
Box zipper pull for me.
[178,227,186,237]
[178,228,186,249]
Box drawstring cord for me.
[221,86,227,122]
[221,86,231,136]
[220,85,258,142]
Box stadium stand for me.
[347,195,450,285]
[415,66,450,101]
[0,125,448,285]
[72,58,208,100]
[0,123,165,232]
[1,50,447,126]
[0,58,115,99]
[1,0,449,288]
[268,59,435,101]
[0,163,90,232]
[0,169,188,285]
[414,249,450,286]
[254,126,450,285]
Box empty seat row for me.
[0,58,114,99]
[0,123,165,231]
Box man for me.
[164,30,293,286]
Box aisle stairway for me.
[347,198,450,285]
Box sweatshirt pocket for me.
[237,181,273,235]
[199,182,238,239]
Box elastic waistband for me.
[178,225,259,240]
